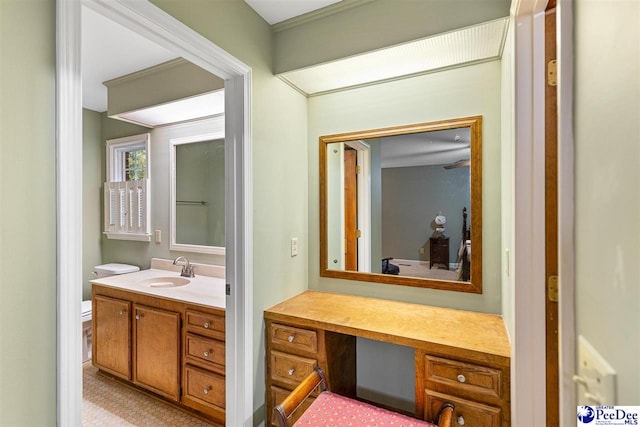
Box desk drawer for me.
[186,334,225,368]
[424,390,501,427]
[186,310,224,339]
[184,365,225,409]
[271,351,317,387]
[270,323,318,354]
[424,355,502,399]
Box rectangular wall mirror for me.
[170,133,225,255]
[320,116,482,293]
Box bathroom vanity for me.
[265,291,511,426]
[91,259,225,425]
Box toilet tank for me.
[93,263,140,278]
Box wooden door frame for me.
[545,4,559,425]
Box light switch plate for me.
[577,335,616,405]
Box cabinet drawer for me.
[271,351,317,387]
[186,333,225,368]
[270,323,318,354]
[186,310,224,339]
[424,355,502,399]
[184,365,225,409]
[424,390,501,427]
[270,386,315,427]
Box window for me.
[104,133,151,241]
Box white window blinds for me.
[104,179,150,240]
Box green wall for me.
[381,164,470,262]
[100,115,228,268]
[574,0,640,404]
[0,0,57,425]
[83,109,103,300]
[308,61,502,409]
[309,60,502,313]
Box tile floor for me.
[83,363,216,426]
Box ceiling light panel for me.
[113,90,225,128]
[279,18,508,96]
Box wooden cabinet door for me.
[133,304,181,401]
[93,295,131,380]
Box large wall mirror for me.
[320,116,482,293]
[170,133,225,255]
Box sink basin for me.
[139,276,190,288]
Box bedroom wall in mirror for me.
[320,116,482,293]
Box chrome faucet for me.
[173,256,195,278]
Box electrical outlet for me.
[290,237,298,257]
[576,335,616,405]
[419,247,425,254]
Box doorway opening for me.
[56,0,253,425]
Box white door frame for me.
[556,0,576,424]
[56,1,253,425]
[510,0,549,425]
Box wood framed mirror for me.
[319,116,482,293]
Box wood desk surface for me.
[265,290,510,365]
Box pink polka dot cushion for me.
[294,391,436,427]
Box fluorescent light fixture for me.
[278,17,509,96]
[113,89,225,127]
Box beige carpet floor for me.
[391,259,459,281]
[83,362,215,426]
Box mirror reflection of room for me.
[326,127,472,282]
[174,138,225,248]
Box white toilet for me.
[82,263,139,362]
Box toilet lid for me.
[81,300,92,315]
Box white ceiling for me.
[243,0,342,25]
[81,2,333,112]
[82,6,177,112]
[379,128,471,169]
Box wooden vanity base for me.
[92,284,225,425]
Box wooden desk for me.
[264,290,510,426]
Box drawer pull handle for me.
[204,322,210,329]
[204,350,211,357]
[287,368,295,376]
[287,335,295,343]
[457,374,466,383]
[457,415,465,426]
[203,386,211,395]
[119,309,126,315]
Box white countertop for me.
[90,267,226,309]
